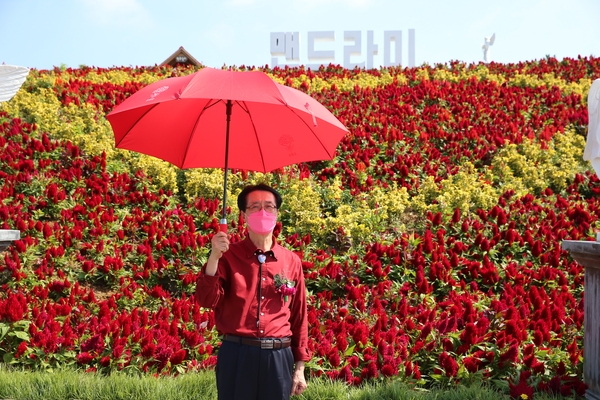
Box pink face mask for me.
[246,209,277,234]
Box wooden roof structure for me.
[160,46,202,68]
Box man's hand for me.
[291,361,307,396]
[205,231,229,276]
[210,231,229,257]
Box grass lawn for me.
[0,367,583,400]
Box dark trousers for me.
[216,340,294,400]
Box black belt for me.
[222,334,291,349]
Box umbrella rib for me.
[237,100,268,172]
[181,99,223,167]
[283,106,338,159]
[113,104,159,148]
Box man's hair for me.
[237,183,283,211]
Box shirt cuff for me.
[292,346,312,362]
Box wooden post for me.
[562,240,600,400]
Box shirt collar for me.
[241,236,279,262]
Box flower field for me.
[1,57,600,398]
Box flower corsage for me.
[274,273,296,302]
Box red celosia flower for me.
[411,340,424,354]
[112,344,125,359]
[509,378,534,400]
[327,349,341,367]
[100,356,111,367]
[412,362,421,380]
[169,349,187,366]
[338,365,353,384]
[361,360,379,379]
[351,322,369,346]
[76,352,95,365]
[460,322,478,346]
[441,338,453,352]
[462,356,480,373]
[500,342,520,365]
[438,351,458,377]
[422,230,434,253]
[381,363,397,377]
[15,341,28,358]
[451,208,461,223]
[0,292,27,322]
[142,342,156,358]
[81,334,105,354]
[418,321,432,339]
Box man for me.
[195,183,310,399]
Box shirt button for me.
[262,278,266,281]
[260,330,264,334]
[261,312,264,316]
[261,296,265,299]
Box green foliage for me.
[411,162,499,217]
[508,73,592,99]
[491,129,588,196]
[129,154,179,194]
[0,367,217,400]
[279,176,414,248]
[0,368,581,399]
[0,61,594,397]
[279,177,324,238]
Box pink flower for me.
[274,273,296,302]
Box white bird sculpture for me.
[482,33,495,62]
[583,79,600,178]
[0,64,30,103]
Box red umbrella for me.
[106,67,348,231]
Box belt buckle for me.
[261,339,274,349]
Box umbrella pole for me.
[219,100,233,233]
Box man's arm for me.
[205,231,229,276]
[194,231,229,307]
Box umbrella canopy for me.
[0,65,30,103]
[106,67,349,229]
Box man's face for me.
[244,190,278,216]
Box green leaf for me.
[3,353,14,363]
[0,323,9,341]
[12,331,30,341]
[344,343,356,357]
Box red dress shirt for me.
[195,236,311,362]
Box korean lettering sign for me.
[270,30,415,69]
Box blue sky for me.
[1,0,599,70]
